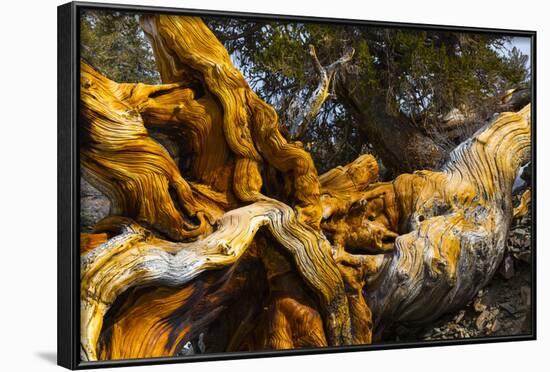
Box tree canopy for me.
[81,10,160,84]
[81,10,530,174]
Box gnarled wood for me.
[80,199,350,361]
[140,15,323,228]
[80,63,219,241]
[79,13,531,362]
[366,105,531,329]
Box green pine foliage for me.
[80,10,160,84]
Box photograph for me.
[70,2,534,367]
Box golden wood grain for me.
[79,13,531,361]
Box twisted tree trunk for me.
[79,14,531,361]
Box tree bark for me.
[79,14,531,361]
[365,105,531,331]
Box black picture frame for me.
[58,1,537,369]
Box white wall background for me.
[0,0,546,370]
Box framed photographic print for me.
[57,1,536,369]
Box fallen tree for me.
[79,14,531,361]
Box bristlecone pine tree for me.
[79,15,532,361]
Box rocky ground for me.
[80,176,110,232]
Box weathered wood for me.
[366,105,531,329]
[97,246,267,359]
[288,45,355,140]
[80,63,220,241]
[141,15,323,228]
[80,200,350,360]
[78,13,531,361]
[514,189,531,219]
[79,14,353,360]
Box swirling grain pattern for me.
[78,13,531,361]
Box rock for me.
[80,176,110,231]
[499,302,517,314]
[178,341,194,356]
[454,310,465,324]
[499,302,518,316]
[520,286,531,308]
[515,250,531,264]
[474,297,487,313]
[499,255,515,279]
[491,319,501,332]
[197,332,206,353]
[476,310,491,331]
[476,308,499,332]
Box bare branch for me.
[289,45,355,140]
